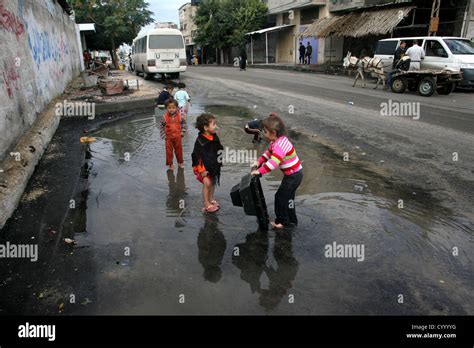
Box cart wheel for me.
[391,77,407,93]
[418,77,436,97]
[437,82,456,95]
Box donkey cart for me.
[390,70,463,97]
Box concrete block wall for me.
[0,0,82,160]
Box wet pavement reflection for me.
[0,103,473,315]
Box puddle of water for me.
[5,103,472,315]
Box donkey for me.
[343,51,387,89]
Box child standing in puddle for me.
[174,82,191,122]
[251,115,303,229]
[192,113,223,213]
[160,99,186,171]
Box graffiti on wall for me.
[2,60,20,99]
[0,0,25,39]
[27,26,70,66]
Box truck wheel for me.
[391,77,407,93]
[437,82,455,95]
[418,77,436,97]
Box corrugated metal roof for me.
[246,24,295,36]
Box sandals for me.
[202,204,220,213]
[211,200,220,207]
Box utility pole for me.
[428,0,441,36]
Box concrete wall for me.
[465,0,474,40]
[0,0,82,160]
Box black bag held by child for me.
[230,174,269,231]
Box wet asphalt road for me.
[0,67,473,315]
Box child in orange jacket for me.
[159,99,187,171]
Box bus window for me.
[149,35,184,49]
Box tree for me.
[230,0,267,47]
[194,0,268,63]
[72,0,154,67]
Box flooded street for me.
[1,103,473,315]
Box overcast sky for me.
[138,0,190,35]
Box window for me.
[149,35,184,49]
[301,7,319,25]
[444,39,474,55]
[425,40,448,57]
[282,12,290,25]
[375,41,398,55]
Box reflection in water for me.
[233,230,299,310]
[166,167,186,216]
[260,231,298,310]
[198,215,227,283]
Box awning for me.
[300,6,415,38]
[78,23,96,32]
[246,24,294,36]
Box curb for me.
[94,96,156,116]
[0,95,157,230]
[248,64,327,74]
[0,98,61,230]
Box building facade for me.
[259,0,473,66]
[179,2,199,63]
[265,0,327,64]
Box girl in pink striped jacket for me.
[251,115,303,229]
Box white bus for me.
[131,28,187,80]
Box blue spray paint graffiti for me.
[28,26,70,66]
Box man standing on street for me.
[405,40,425,71]
[299,42,306,65]
[392,41,407,69]
[240,47,247,71]
[306,42,313,65]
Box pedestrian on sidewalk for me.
[305,42,313,65]
[251,115,303,230]
[240,47,247,71]
[192,113,224,214]
[174,82,191,122]
[159,99,186,171]
[405,40,425,71]
[298,42,306,65]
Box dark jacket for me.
[306,44,313,56]
[299,44,306,56]
[393,47,406,69]
[157,90,172,105]
[192,133,224,185]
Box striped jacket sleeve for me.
[258,137,292,175]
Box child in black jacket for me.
[192,113,223,213]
